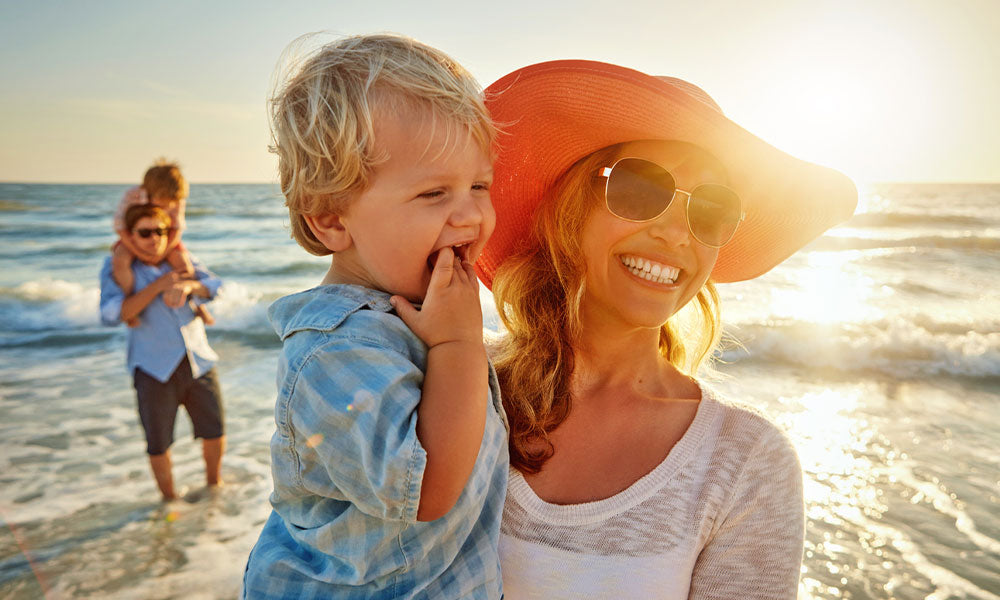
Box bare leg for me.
[202,436,225,486]
[149,450,178,501]
[194,303,215,326]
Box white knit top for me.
[498,387,805,599]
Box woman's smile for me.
[618,254,681,286]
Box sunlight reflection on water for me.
[767,251,884,326]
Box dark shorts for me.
[133,357,224,455]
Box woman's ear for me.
[304,213,353,252]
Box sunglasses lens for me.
[687,184,742,247]
[135,228,167,239]
[606,158,675,221]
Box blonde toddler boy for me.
[241,33,508,599]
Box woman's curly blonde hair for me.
[491,144,723,474]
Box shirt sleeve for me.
[285,336,428,523]
[188,254,222,300]
[98,257,124,326]
[688,427,805,600]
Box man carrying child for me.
[99,201,226,502]
[112,160,214,326]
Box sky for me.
[1,0,998,184]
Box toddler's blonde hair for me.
[142,159,188,201]
[270,32,496,255]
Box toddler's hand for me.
[151,271,183,306]
[154,271,182,291]
[162,278,198,309]
[391,247,483,349]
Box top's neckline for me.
[505,387,721,526]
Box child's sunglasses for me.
[597,157,745,248]
[134,227,169,239]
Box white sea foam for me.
[206,280,271,331]
[724,315,1000,379]
[0,277,277,335]
[1,278,101,330]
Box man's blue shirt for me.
[242,284,509,599]
[98,254,222,382]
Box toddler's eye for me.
[472,182,491,192]
[418,189,446,200]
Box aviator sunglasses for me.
[133,227,169,239]
[597,157,745,248]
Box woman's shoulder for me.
[697,385,801,468]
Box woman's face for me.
[578,140,726,330]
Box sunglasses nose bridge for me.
[642,191,694,248]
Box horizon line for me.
[4,179,1000,186]
[0,180,279,186]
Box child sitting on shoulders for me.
[112,159,214,326]
[241,33,509,599]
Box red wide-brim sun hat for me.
[475,60,858,289]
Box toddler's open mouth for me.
[427,240,475,270]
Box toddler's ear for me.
[304,213,353,252]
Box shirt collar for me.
[268,284,395,341]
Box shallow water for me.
[1,182,998,599]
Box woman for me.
[475,61,857,598]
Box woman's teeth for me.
[620,255,679,284]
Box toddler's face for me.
[150,194,181,217]
[333,109,495,302]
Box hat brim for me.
[475,60,857,289]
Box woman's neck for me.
[571,311,699,402]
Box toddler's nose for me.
[449,191,486,226]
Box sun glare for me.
[767,251,881,326]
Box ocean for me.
[1,182,998,599]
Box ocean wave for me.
[205,281,273,332]
[0,242,112,259]
[185,206,216,216]
[848,212,993,229]
[207,329,281,348]
[887,281,963,299]
[0,279,101,331]
[0,278,274,339]
[811,234,1000,252]
[8,276,997,381]
[724,316,1000,379]
[0,329,120,349]
[239,261,326,277]
[0,200,36,211]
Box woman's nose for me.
[647,192,691,245]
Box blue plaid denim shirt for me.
[243,284,509,599]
